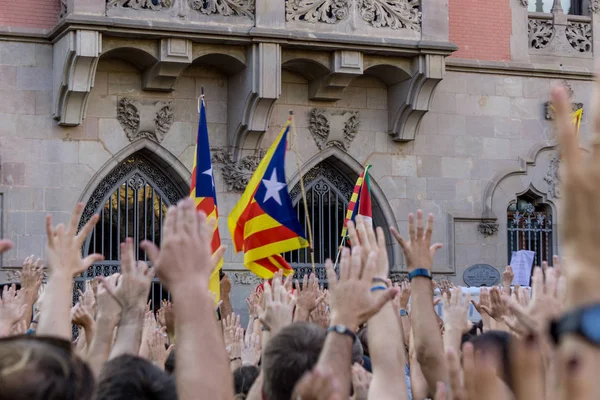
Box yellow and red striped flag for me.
[228,119,308,278]
[191,96,223,302]
[341,165,372,239]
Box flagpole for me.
[332,235,345,272]
[289,110,316,275]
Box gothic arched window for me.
[285,160,394,282]
[507,191,553,270]
[77,150,187,309]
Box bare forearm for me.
[37,273,72,340]
[442,327,462,355]
[175,290,233,400]
[220,293,233,320]
[294,307,310,323]
[110,306,145,359]
[368,303,408,399]
[316,316,354,400]
[87,314,119,377]
[410,280,448,393]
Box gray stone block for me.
[6,187,45,211]
[0,66,16,90]
[493,117,522,139]
[454,136,483,157]
[24,162,63,188]
[0,90,35,114]
[482,138,511,160]
[17,67,52,91]
[16,235,45,261]
[377,176,407,200]
[426,177,456,200]
[38,140,79,164]
[441,157,473,179]
[366,87,387,109]
[44,188,82,212]
[417,156,442,177]
[1,162,25,186]
[438,114,466,135]
[466,116,495,137]
[413,134,455,157]
[6,211,27,235]
[0,42,35,66]
[431,91,456,114]
[62,163,94,190]
[392,155,417,177]
[35,91,52,115]
[79,141,112,171]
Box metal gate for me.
[507,201,553,268]
[76,152,187,313]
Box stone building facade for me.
[0,0,597,312]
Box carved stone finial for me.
[286,0,421,31]
[211,148,265,193]
[478,222,499,238]
[188,0,255,18]
[589,0,600,13]
[308,109,360,151]
[544,156,561,198]
[117,98,174,143]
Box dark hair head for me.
[468,330,512,387]
[97,355,177,400]
[357,326,369,357]
[262,323,326,400]
[0,336,94,400]
[233,365,260,396]
[164,350,175,375]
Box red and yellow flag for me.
[191,96,222,302]
[228,119,308,278]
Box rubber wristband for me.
[371,277,388,285]
[229,357,241,362]
[408,268,432,282]
[370,285,387,292]
[30,320,38,324]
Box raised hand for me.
[228,326,243,371]
[294,273,325,321]
[399,281,411,310]
[325,246,397,333]
[45,203,103,277]
[390,210,443,272]
[442,288,471,334]
[480,287,508,321]
[78,280,97,318]
[439,280,453,302]
[222,312,241,349]
[19,255,44,303]
[246,292,260,320]
[0,284,26,336]
[257,275,295,335]
[471,287,491,330]
[502,265,514,295]
[96,274,122,320]
[350,363,371,400]
[241,331,261,367]
[71,302,94,329]
[147,326,174,370]
[310,300,330,329]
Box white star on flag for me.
[262,169,286,205]
[203,167,214,188]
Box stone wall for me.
[0,39,593,290]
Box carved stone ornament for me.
[286,0,421,31]
[566,22,592,53]
[544,101,582,120]
[211,148,265,193]
[226,271,264,285]
[106,0,173,10]
[544,156,561,199]
[589,0,600,14]
[188,0,255,17]
[308,108,360,151]
[477,222,499,238]
[528,19,555,49]
[117,98,174,143]
[518,0,528,6]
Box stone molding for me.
[228,42,281,157]
[309,50,364,100]
[117,97,174,143]
[445,58,594,80]
[477,222,499,237]
[543,156,560,199]
[388,54,444,141]
[226,271,264,285]
[52,30,102,126]
[308,108,360,150]
[143,38,193,91]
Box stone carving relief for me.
[117,98,174,143]
[227,271,264,285]
[106,0,173,10]
[518,0,528,6]
[544,156,561,199]
[528,19,555,49]
[211,148,265,192]
[59,0,67,18]
[286,0,421,31]
[477,222,499,238]
[188,0,255,17]
[308,108,360,151]
[566,22,592,53]
[544,101,582,120]
[590,0,600,14]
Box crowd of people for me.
[0,84,596,400]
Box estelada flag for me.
[341,165,373,239]
[191,96,223,303]
[227,118,308,279]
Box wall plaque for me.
[463,264,501,287]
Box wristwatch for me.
[327,324,357,342]
[550,304,600,346]
[400,309,408,317]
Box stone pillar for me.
[510,0,531,62]
[421,0,449,42]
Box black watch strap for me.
[327,324,357,342]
